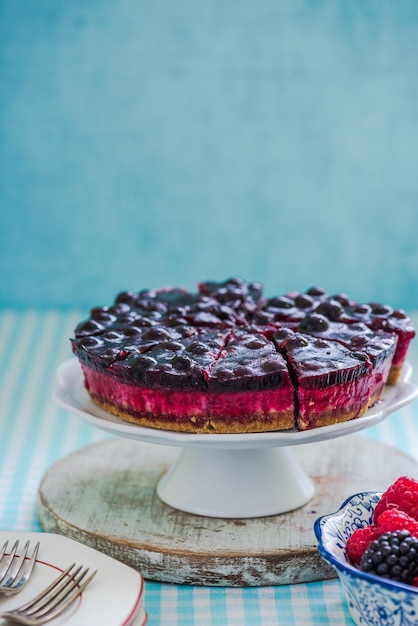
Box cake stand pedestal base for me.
[38,435,418,587]
[157,446,315,518]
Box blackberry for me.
[359,530,418,584]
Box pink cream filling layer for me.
[297,374,373,430]
[392,336,413,368]
[82,366,294,422]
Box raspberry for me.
[346,525,381,565]
[373,476,418,523]
[377,508,418,536]
[360,530,418,584]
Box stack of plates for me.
[0,531,147,625]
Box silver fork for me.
[0,540,40,594]
[0,563,97,625]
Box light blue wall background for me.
[1,0,418,310]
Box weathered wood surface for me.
[38,436,418,586]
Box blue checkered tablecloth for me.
[1,310,418,625]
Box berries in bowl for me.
[314,477,418,626]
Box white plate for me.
[0,532,146,626]
[55,359,418,450]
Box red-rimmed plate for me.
[0,531,146,626]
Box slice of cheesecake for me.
[273,328,374,431]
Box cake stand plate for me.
[54,359,418,518]
[38,436,418,587]
[47,359,418,585]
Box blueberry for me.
[254,311,274,324]
[90,308,117,324]
[75,319,105,337]
[159,341,184,351]
[171,355,192,371]
[78,336,103,349]
[165,314,189,327]
[261,358,282,372]
[123,325,143,337]
[298,313,330,333]
[370,303,393,317]
[243,338,266,350]
[352,351,369,361]
[352,304,372,316]
[214,367,234,380]
[131,355,157,370]
[294,294,314,309]
[269,296,293,309]
[115,291,139,306]
[130,316,154,328]
[331,293,351,306]
[142,327,171,341]
[306,286,327,297]
[186,341,209,355]
[350,335,368,348]
[287,336,309,349]
[315,300,343,321]
[272,328,294,342]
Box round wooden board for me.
[38,436,418,587]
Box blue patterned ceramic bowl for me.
[314,492,418,626]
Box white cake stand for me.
[55,359,418,519]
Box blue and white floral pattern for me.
[314,492,418,626]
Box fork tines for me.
[0,540,40,594]
[1,563,97,624]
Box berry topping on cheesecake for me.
[307,295,414,384]
[70,278,415,433]
[297,315,398,406]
